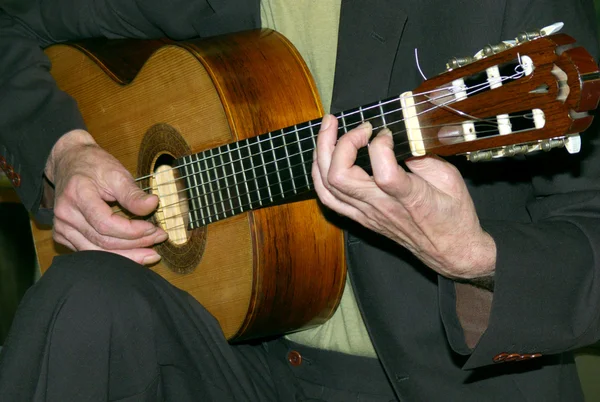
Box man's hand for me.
[44,129,167,265]
[312,115,496,279]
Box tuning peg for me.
[565,134,581,154]
[540,22,564,36]
[445,56,475,71]
[516,21,564,44]
[475,40,518,59]
[466,133,579,163]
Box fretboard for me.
[177,95,409,228]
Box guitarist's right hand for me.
[43,129,168,265]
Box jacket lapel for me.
[331,0,407,113]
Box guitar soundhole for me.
[138,123,207,274]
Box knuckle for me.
[373,172,396,189]
[94,220,112,236]
[404,193,429,210]
[95,234,117,249]
[53,204,72,222]
[327,171,346,188]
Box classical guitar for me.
[31,27,600,341]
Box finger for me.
[315,114,339,188]
[52,231,76,251]
[76,183,164,241]
[111,173,160,217]
[368,128,412,196]
[58,226,162,265]
[318,119,381,210]
[312,150,364,220]
[55,198,167,250]
[328,121,373,180]
[405,155,465,196]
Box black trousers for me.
[0,251,397,401]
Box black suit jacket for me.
[1,0,600,400]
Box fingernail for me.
[378,128,392,137]
[143,254,161,265]
[320,114,334,131]
[155,232,168,243]
[144,227,157,236]
[357,121,372,131]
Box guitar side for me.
[31,30,346,341]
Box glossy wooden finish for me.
[412,34,600,156]
[36,30,346,341]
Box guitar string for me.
[134,67,525,187]
[135,67,533,225]
[137,67,527,211]
[151,118,527,218]
[117,67,533,228]
[136,68,525,202]
[161,120,544,243]
[151,115,538,236]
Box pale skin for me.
[44,129,167,265]
[45,115,496,279]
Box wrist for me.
[460,230,497,279]
[45,129,96,184]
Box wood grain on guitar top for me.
[33,30,347,341]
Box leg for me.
[0,251,278,401]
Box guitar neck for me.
[177,95,410,228]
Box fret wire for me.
[269,131,286,197]
[258,136,273,203]
[173,89,520,218]
[295,125,310,190]
[286,127,298,194]
[142,74,520,187]
[137,90,444,184]
[339,110,349,134]
[187,158,315,228]
[228,143,244,214]
[159,73,532,230]
[308,120,317,163]
[379,100,387,128]
[199,151,213,222]
[167,122,513,229]
[182,156,200,226]
[235,140,253,210]
[172,135,423,231]
[206,148,222,221]
[180,77,504,188]
[169,112,496,212]
[248,138,264,205]
[178,116,409,209]
[218,145,234,217]
[181,148,313,215]
[189,154,206,226]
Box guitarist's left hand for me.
[312,114,496,280]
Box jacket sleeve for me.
[0,0,259,213]
[439,0,600,369]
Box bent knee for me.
[39,251,157,302]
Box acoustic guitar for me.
[30,27,600,341]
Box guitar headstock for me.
[405,23,600,162]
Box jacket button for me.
[493,352,508,363]
[504,353,521,362]
[11,173,21,187]
[287,350,302,367]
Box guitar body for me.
[30,26,600,341]
[32,30,346,341]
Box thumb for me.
[405,155,463,194]
[114,176,159,216]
